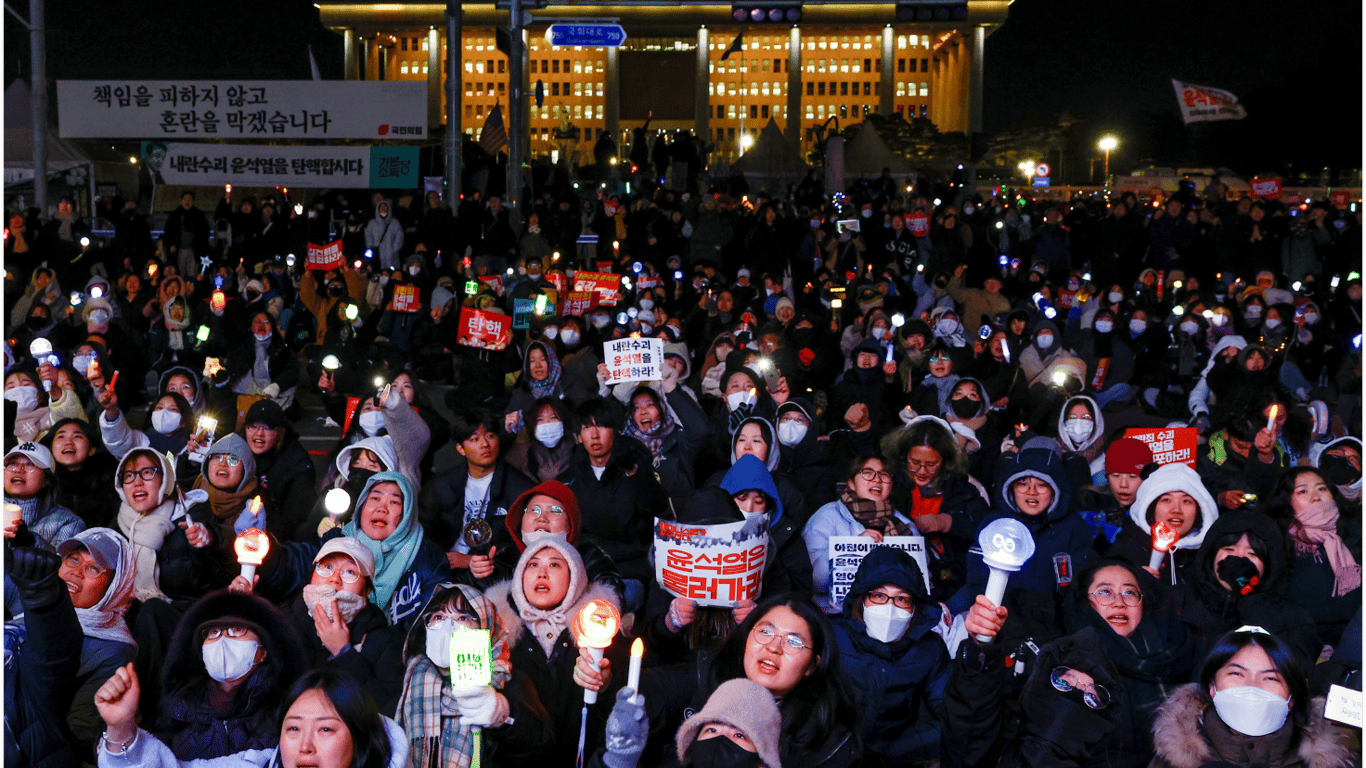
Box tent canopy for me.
[731,118,810,176]
[5,79,91,172]
[843,120,914,177]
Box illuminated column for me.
[879,26,893,116]
[343,29,357,80]
[929,53,941,127]
[787,26,801,156]
[969,25,984,135]
[697,28,710,141]
[605,46,620,154]
[427,27,441,126]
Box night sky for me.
[7,0,1362,174]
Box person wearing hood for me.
[240,399,318,542]
[1187,335,1248,426]
[295,435,404,542]
[504,341,567,436]
[215,311,300,406]
[1066,306,1135,410]
[773,398,834,511]
[949,441,1095,645]
[3,441,85,549]
[1261,467,1361,649]
[159,366,211,422]
[365,199,405,271]
[256,471,452,629]
[620,379,713,508]
[397,582,552,767]
[717,454,814,598]
[112,447,217,603]
[190,433,261,547]
[1101,463,1218,587]
[96,664,410,768]
[1309,435,1362,503]
[703,416,812,531]
[486,537,629,766]
[1017,319,1071,387]
[831,547,950,765]
[1167,511,1319,664]
[1148,627,1352,768]
[944,378,1000,469]
[298,263,369,348]
[1055,394,1106,464]
[830,336,901,436]
[322,381,430,496]
[6,364,83,444]
[505,396,581,486]
[8,266,63,331]
[96,384,196,479]
[42,417,121,528]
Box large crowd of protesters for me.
[2,164,1361,768]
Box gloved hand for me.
[7,547,66,612]
[452,685,509,728]
[1190,413,1211,435]
[235,500,266,535]
[660,365,680,394]
[603,687,649,768]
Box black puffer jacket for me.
[251,431,317,541]
[285,595,407,715]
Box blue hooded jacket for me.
[832,547,950,763]
[719,453,784,527]
[716,454,814,597]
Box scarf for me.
[525,342,563,399]
[726,401,755,435]
[511,540,587,657]
[302,584,368,624]
[191,474,260,525]
[54,210,75,241]
[399,655,478,768]
[921,372,961,416]
[840,489,914,536]
[11,224,27,252]
[342,471,425,612]
[624,411,677,458]
[164,300,191,351]
[116,498,178,602]
[1288,500,1362,597]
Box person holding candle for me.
[295,436,403,541]
[1199,409,1290,511]
[397,583,551,766]
[1101,463,1219,585]
[3,441,85,549]
[487,536,627,766]
[189,434,260,547]
[112,447,217,603]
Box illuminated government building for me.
[317,1,1009,162]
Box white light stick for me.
[29,339,54,391]
[234,528,270,581]
[975,518,1035,643]
[324,488,351,522]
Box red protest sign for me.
[456,308,511,350]
[558,290,599,317]
[1124,427,1197,469]
[1331,190,1351,209]
[574,271,622,305]
[1250,178,1282,200]
[306,240,344,270]
[595,261,615,272]
[547,271,568,294]
[906,212,930,237]
[390,285,420,313]
[637,275,661,290]
[478,275,504,295]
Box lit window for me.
[920,83,929,96]
[819,39,827,50]
[817,104,826,118]
[574,105,582,118]
[805,106,814,119]
[898,35,906,49]
[728,104,736,118]
[897,82,906,97]
[464,60,473,73]
[475,61,484,73]
[400,62,409,74]
[841,59,849,73]
[853,62,861,73]
[422,38,428,51]
[761,82,770,96]
[596,83,603,96]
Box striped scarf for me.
[624,413,676,458]
[398,655,476,768]
[840,488,914,536]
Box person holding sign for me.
[298,264,367,348]
[830,547,950,765]
[486,537,627,766]
[397,583,550,767]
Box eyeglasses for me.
[425,612,480,631]
[866,591,914,610]
[929,355,951,363]
[907,459,942,473]
[245,423,279,433]
[750,624,811,655]
[61,552,109,580]
[858,468,893,483]
[5,459,39,473]
[1089,587,1143,607]
[527,504,565,518]
[314,562,363,584]
[211,454,242,467]
[120,466,162,484]
[1050,667,1111,709]
[203,625,253,641]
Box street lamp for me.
[739,133,754,152]
[1017,159,1036,180]
[1097,136,1118,181]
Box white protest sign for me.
[603,337,664,386]
[827,536,931,611]
[654,518,768,607]
[1325,684,1363,729]
[449,628,492,688]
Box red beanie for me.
[1105,437,1153,475]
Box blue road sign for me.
[546,24,627,47]
[1032,176,1051,188]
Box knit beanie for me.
[1127,463,1219,550]
[675,678,783,768]
[1104,438,1153,476]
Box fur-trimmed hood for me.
[484,575,622,648]
[1151,684,1350,768]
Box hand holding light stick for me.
[888,314,905,362]
[572,599,621,704]
[1148,520,1180,571]
[975,518,1035,643]
[234,528,270,581]
[323,489,351,523]
[29,339,54,391]
[1266,404,1279,434]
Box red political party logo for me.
[378,124,390,135]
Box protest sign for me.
[603,337,663,385]
[59,80,426,139]
[1171,79,1248,124]
[575,271,622,305]
[1124,427,1197,468]
[306,240,343,270]
[140,143,417,187]
[512,299,535,329]
[654,518,768,607]
[478,275,505,296]
[906,212,930,237]
[559,290,599,317]
[827,536,930,611]
[390,285,419,313]
[456,308,511,350]
[1250,178,1283,200]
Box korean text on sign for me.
[456,308,511,351]
[390,285,420,314]
[603,337,663,385]
[826,536,930,611]
[573,272,622,305]
[1123,427,1197,468]
[653,518,768,607]
[306,240,344,271]
[558,290,599,317]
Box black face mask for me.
[689,735,762,768]
[1216,555,1261,595]
[25,315,47,330]
[343,468,377,503]
[328,285,346,298]
[1321,454,1360,487]
[950,397,979,418]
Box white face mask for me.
[88,309,110,326]
[378,275,390,287]
[1245,305,1263,319]
[1108,291,1124,304]
[1036,333,1054,350]
[639,298,655,311]
[1264,318,1282,330]
[1303,312,1319,325]
[151,409,182,434]
[358,410,384,437]
[1180,320,1199,336]
[639,323,653,335]
[201,637,261,682]
[4,386,39,414]
[1212,686,1291,737]
[591,315,610,330]
[302,584,367,625]
[1128,319,1147,335]
[561,329,581,346]
[1093,320,1113,334]
[936,319,958,337]
[543,327,559,340]
[74,354,94,374]
[739,508,767,522]
[523,529,570,546]
[777,421,808,447]
[408,266,421,276]
[253,331,271,342]
[535,421,564,447]
[1211,312,1228,327]
[425,625,452,669]
[726,390,757,412]
[963,205,976,216]
[871,326,887,340]
[860,208,872,218]
[1064,417,1093,442]
[863,602,913,643]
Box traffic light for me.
[731,1,802,24]
[895,2,967,22]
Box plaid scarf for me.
[398,655,475,768]
[841,488,914,536]
[624,412,676,458]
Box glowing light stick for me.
[322,355,341,371]
[211,290,226,312]
[572,599,620,704]
[234,528,270,581]
[975,518,1035,643]
[323,489,351,522]
[1266,404,1279,433]
[29,339,54,391]
[1148,519,1179,570]
[344,304,359,322]
[627,638,644,704]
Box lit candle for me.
[627,638,644,704]
[1266,404,1279,434]
[234,528,270,581]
